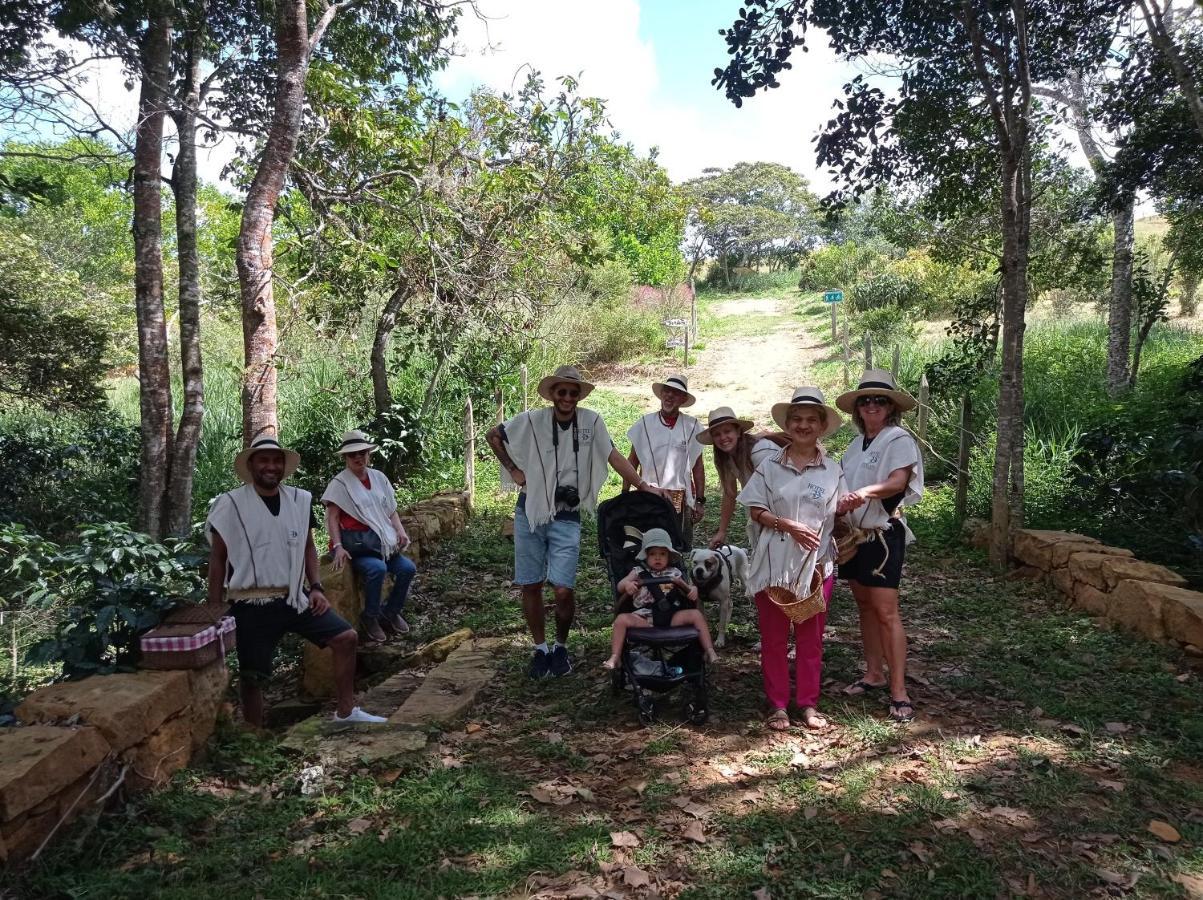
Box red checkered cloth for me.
[141,616,235,658]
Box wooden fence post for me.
[520,364,528,412]
[842,323,851,387]
[494,386,504,426]
[892,344,901,378]
[917,374,930,445]
[463,397,475,509]
[864,332,874,369]
[689,278,698,340]
[830,302,838,343]
[954,393,972,525]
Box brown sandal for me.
[765,708,791,731]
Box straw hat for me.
[696,406,755,445]
[234,435,300,484]
[335,429,376,456]
[771,386,844,437]
[835,368,917,414]
[651,373,697,407]
[537,365,595,402]
[636,527,681,563]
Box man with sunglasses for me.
[486,365,667,678]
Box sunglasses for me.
[554,387,581,399]
[345,449,370,458]
[856,395,892,408]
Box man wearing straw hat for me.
[624,373,705,542]
[486,365,668,679]
[206,435,387,726]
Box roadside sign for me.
[666,337,686,349]
[823,290,844,303]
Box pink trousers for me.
[754,575,834,710]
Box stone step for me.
[389,637,504,728]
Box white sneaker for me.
[333,706,387,724]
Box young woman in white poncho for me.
[322,430,416,645]
[834,370,925,723]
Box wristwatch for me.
[310,581,325,592]
[695,496,706,505]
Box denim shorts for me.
[513,503,582,588]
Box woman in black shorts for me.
[835,370,924,722]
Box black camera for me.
[554,485,580,508]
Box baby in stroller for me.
[603,528,719,670]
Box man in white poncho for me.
[486,365,668,679]
[206,436,386,727]
[624,373,705,543]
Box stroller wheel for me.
[686,701,709,725]
[637,696,656,726]
[611,666,625,694]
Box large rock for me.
[390,638,496,728]
[301,557,362,699]
[186,659,231,754]
[1013,529,1098,570]
[1156,585,1203,648]
[1096,557,1188,592]
[1050,542,1133,570]
[125,712,193,792]
[1105,579,1168,641]
[1051,567,1076,599]
[1071,581,1110,616]
[1070,553,1125,591]
[0,726,109,822]
[16,671,189,752]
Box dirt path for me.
[596,296,830,423]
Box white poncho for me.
[840,424,924,542]
[503,407,613,529]
[320,468,400,557]
[627,412,704,507]
[206,484,311,612]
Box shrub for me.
[853,303,918,349]
[797,242,884,292]
[6,522,205,680]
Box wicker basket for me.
[833,518,869,566]
[164,601,230,626]
[764,567,826,624]
[140,616,235,670]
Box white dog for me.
[689,545,750,648]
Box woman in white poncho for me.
[322,430,416,644]
[835,370,925,723]
[738,388,847,732]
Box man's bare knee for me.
[329,629,358,653]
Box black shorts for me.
[230,598,352,684]
[838,522,906,589]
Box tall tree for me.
[715,0,1125,566]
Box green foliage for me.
[0,407,138,540]
[797,242,887,293]
[852,303,917,348]
[4,522,204,679]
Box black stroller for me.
[596,492,709,726]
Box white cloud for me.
[437,0,853,193]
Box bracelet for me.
[695,496,706,505]
[310,581,325,592]
[332,543,343,550]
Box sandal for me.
[765,708,791,731]
[798,706,829,730]
[888,699,915,723]
[844,679,887,696]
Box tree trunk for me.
[1107,198,1135,395]
[237,0,310,444]
[1180,270,1199,316]
[1140,0,1203,142]
[165,12,206,537]
[370,282,412,415]
[132,11,173,538]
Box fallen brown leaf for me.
[465,722,482,734]
[347,817,372,835]
[623,865,651,888]
[1148,820,1182,843]
[610,830,641,848]
[1103,721,1129,734]
[682,820,707,843]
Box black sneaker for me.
[548,645,573,677]
[528,649,551,679]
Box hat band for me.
[250,439,282,451]
[665,378,687,391]
[707,415,737,428]
[790,395,823,405]
[857,381,894,391]
[339,437,372,450]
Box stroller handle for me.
[638,575,677,587]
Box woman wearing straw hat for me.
[321,430,417,645]
[737,388,846,731]
[697,406,786,550]
[834,369,925,723]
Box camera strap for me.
[551,411,580,492]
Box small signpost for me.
[663,317,690,367]
[822,289,843,341]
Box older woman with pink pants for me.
[738,388,846,731]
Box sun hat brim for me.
[234,441,301,484]
[536,373,595,402]
[652,381,697,408]
[337,441,376,456]
[770,400,844,437]
[697,415,755,445]
[835,388,917,414]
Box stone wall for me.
[1013,529,1203,649]
[1,660,229,865]
[301,490,472,698]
